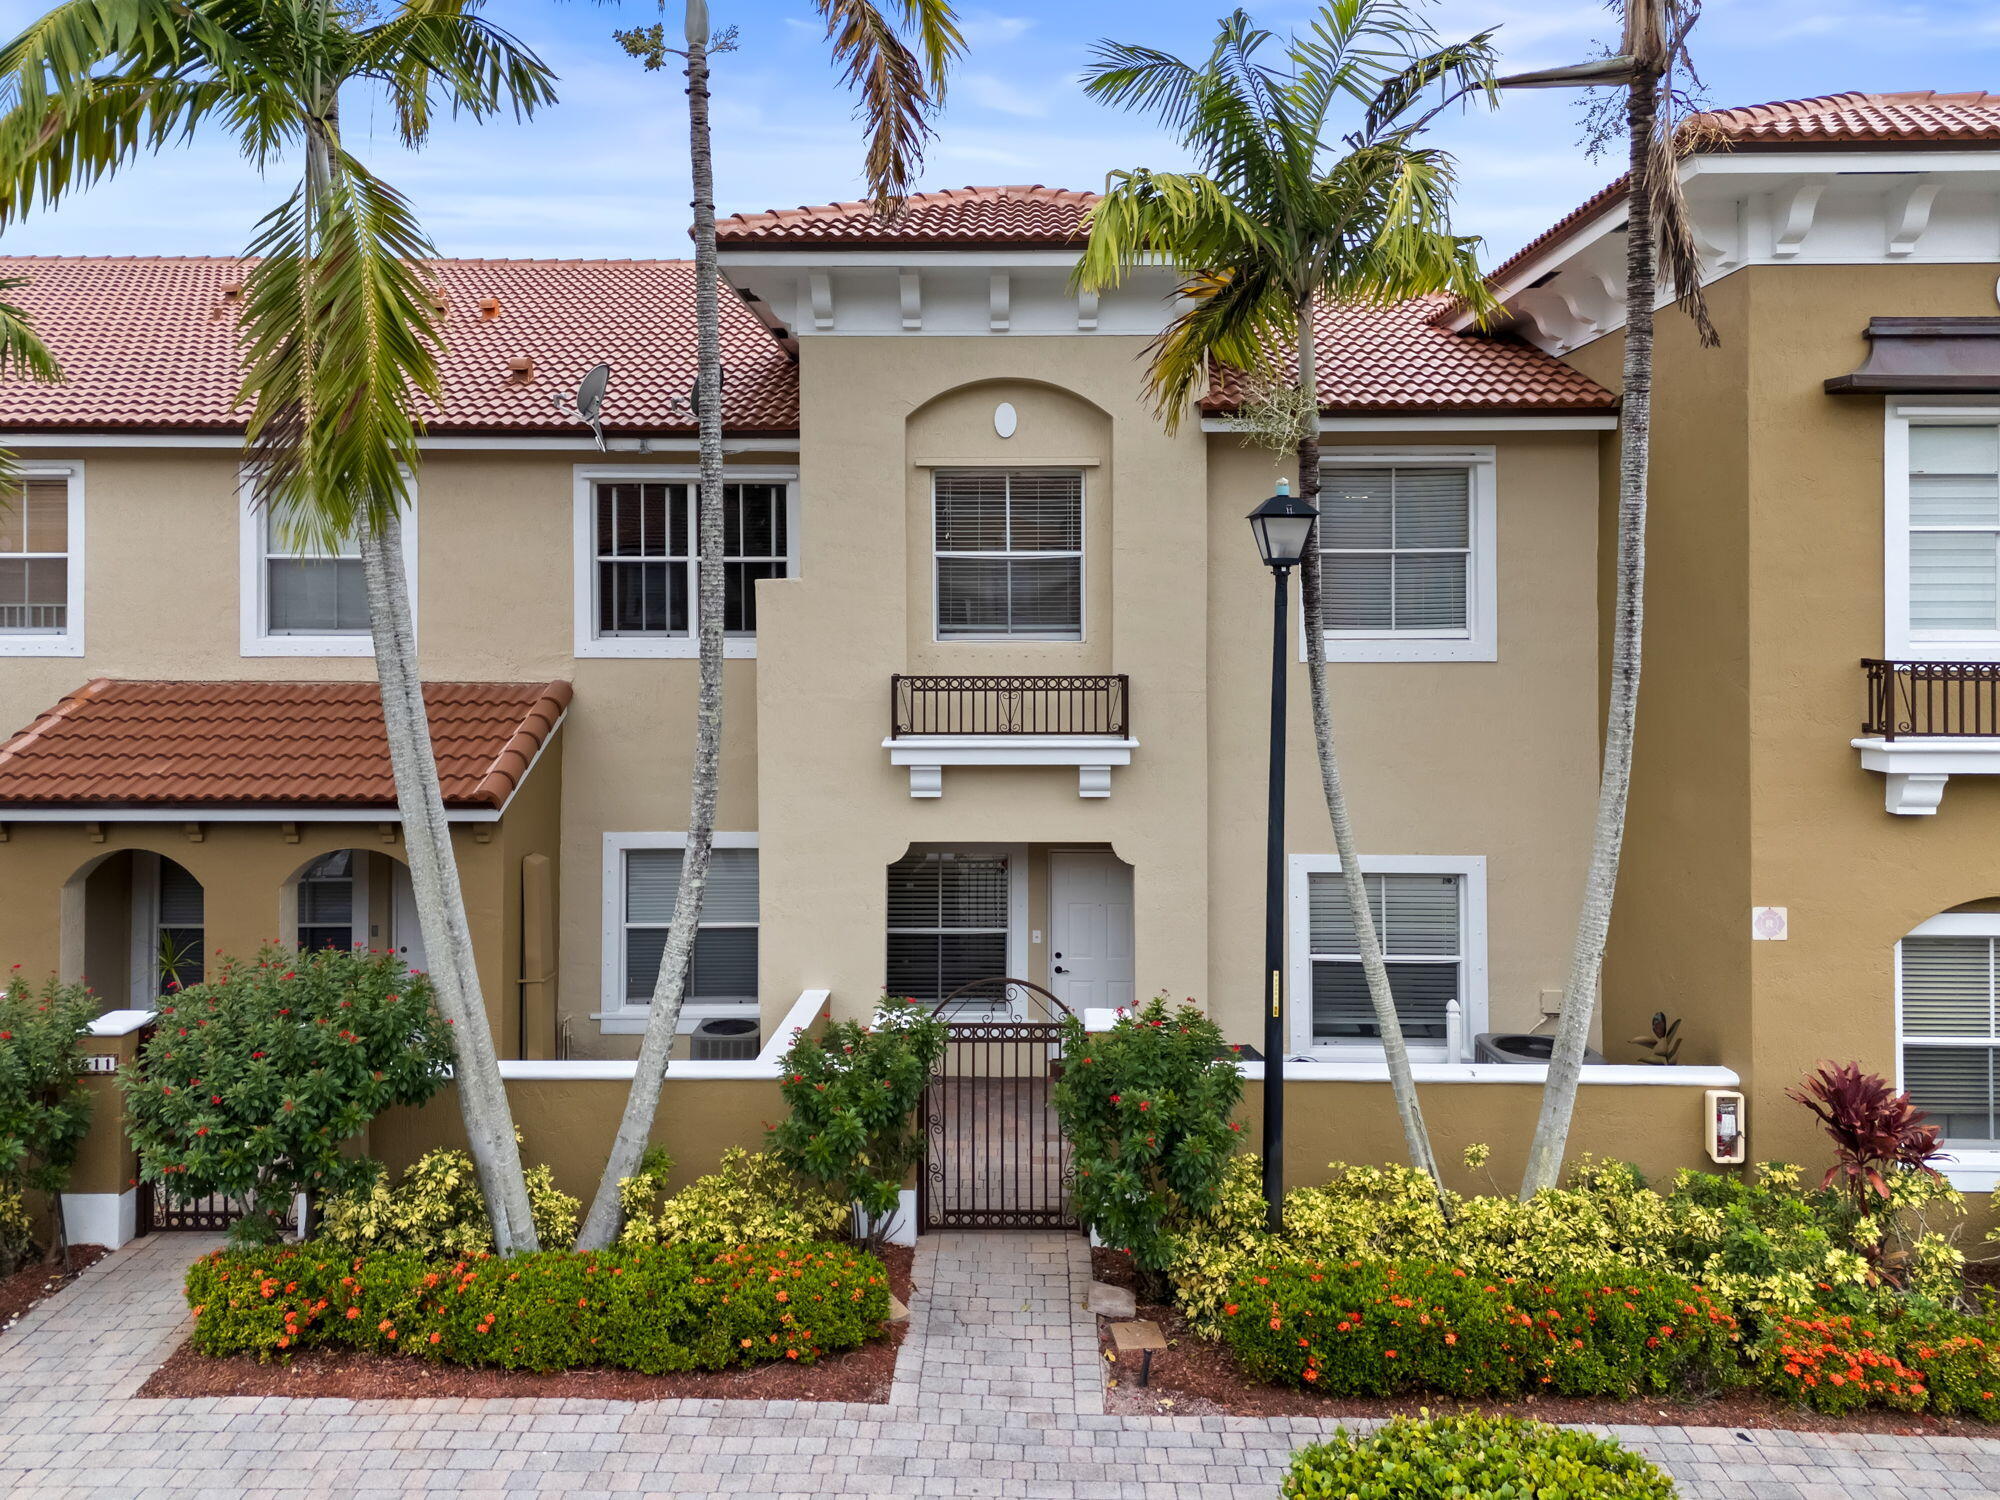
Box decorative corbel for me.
[807,271,834,331]
[898,270,922,331]
[1076,287,1099,331]
[1770,178,1828,259]
[1886,178,1941,258]
[84,821,105,844]
[988,273,1011,332]
[182,822,205,844]
[378,822,399,844]
[278,822,301,844]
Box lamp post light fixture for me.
[1247,478,1317,1233]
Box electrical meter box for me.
[1704,1089,1746,1165]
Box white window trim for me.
[1308,447,1497,663]
[0,460,84,658]
[931,468,1087,645]
[237,471,419,658]
[1287,852,1488,1061]
[288,849,371,952]
[596,831,760,1035]
[1884,400,2000,662]
[1896,909,2000,1181]
[572,466,800,660]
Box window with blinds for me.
[886,852,1009,1003]
[1900,933,2000,1143]
[0,475,71,635]
[1320,466,1471,635]
[297,850,357,953]
[623,846,759,1006]
[265,508,368,636]
[594,481,787,638]
[1307,872,1461,1044]
[934,470,1083,639]
[1908,426,2000,638]
[156,857,205,995]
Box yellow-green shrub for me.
[319,1147,579,1258]
[616,1147,848,1247]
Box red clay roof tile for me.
[0,679,571,810]
[717,184,1094,248]
[0,258,796,434]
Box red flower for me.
[1109,1094,1121,1105]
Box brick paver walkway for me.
[1,1229,1997,1497]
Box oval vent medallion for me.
[994,401,1018,439]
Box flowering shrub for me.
[1052,996,1244,1292]
[123,947,455,1243]
[616,1147,848,1247]
[1221,1258,1739,1399]
[1171,1154,1965,1337]
[319,1145,579,1259]
[1754,1308,2000,1419]
[183,1239,891,1371]
[768,997,945,1249]
[1282,1415,1676,1499]
[0,975,95,1271]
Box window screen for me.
[1901,933,2000,1143]
[886,852,1009,1003]
[1308,872,1462,1044]
[594,481,787,638]
[0,476,71,634]
[1908,426,2000,636]
[934,470,1082,639]
[265,508,368,635]
[1320,466,1471,635]
[623,846,759,1005]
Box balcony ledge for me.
[882,734,1139,799]
[1852,735,2000,814]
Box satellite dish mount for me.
[556,362,612,450]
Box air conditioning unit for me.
[689,1016,760,1061]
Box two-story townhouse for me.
[17,92,2000,1243]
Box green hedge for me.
[1753,1308,2000,1419]
[1222,1258,1739,1399]
[1281,1415,1676,1499]
[185,1240,891,1373]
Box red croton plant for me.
[1786,1061,1946,1213]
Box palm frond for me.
[0,72,238,224]
[0,277,60,385]
[1646,121,1716,346]
[886,0,963,96]
[815,0,936,212]
[1073,168,1268,291]
[1354,30,1497,146]
[1144,254,1291,428]
[239,151,442,555]
[348,2,557,150]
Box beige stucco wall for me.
[1581,261,2000,1177]
[1204,433,1604,1045]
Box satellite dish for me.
[554,361,611,449]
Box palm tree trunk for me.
[1293,292,1444,1189]
[1519,68,1660,1198]
[359,513,540,1252]
[575,0,727,1250]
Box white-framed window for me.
[1897,911,2000,1159]
[1288,853,1487,1059]
[129,852,205,1002]
[884,846,1030,1008]
[572,467,799,659]
[1884,403,2000,660]
[0,461,83,657]
[295,849,368,952]
[597,832,759,1033]
[238,475,418,657]
[933,468,1084,641]
[1315,449,1496,663]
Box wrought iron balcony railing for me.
[1863,658,2000,741]
[889,674,1130,738]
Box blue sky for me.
[0,0,1997,264]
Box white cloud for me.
[958,12,1036,47]
[960,72,1051,118]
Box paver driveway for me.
[1,1229,1997,1497]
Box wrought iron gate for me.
[920,980,1078,1231]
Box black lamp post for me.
[1247,479,1318,1233]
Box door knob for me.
[1053,965,1068,975]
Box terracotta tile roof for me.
[0,258,797,434]
[1474,91,2000,299]
[0,679,571,811]
[717,185,1095,248]
[1205,296,1614,415]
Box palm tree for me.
[1500,0,1716,1198]
[573,0,964,1249]
[0,0,559,1251]
[1075,1,1496,1192]
[0,277,60,488]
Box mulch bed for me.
[1089,1247,2000,1436]
[138,1243,914,1404]
[0,1246,110,1338]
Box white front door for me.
[1048,851,1134,1013]
[390,862,431,974]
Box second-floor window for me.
[934,469,1083,640]
[590,480,788,644]
[240,478,416,657]
[1906,423,2000,643]
[0,466,82,657]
